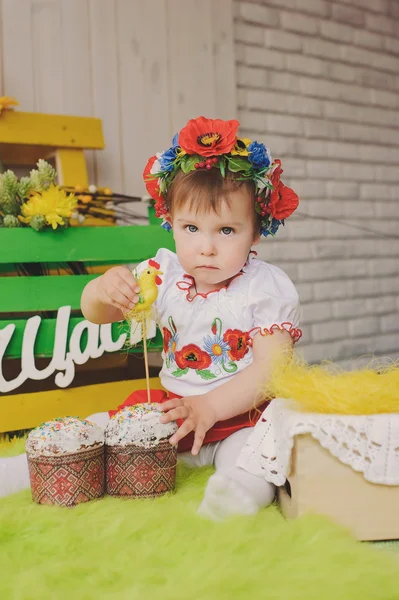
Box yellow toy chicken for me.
[125,259,163,404]
[127,259,163,317]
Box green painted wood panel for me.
[1,221,169,360]
[0,317,163,359]
[0,225,175,264]
[0,275,97,312]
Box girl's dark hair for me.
[165,169,262,234]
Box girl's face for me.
[170,188,259,294]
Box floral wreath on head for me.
[143,116,299,237]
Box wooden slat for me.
[31,0,64,114]
[2,0,36,111]
[0,377,164,432]
[116,0,170,196]
[0,110,104,149]
[0,225,175,263]
[0,2,4,98]
[89,0,123,191]
[60,0,96,183]
[1,263,116,277]
[1,316,85,359]
[212,0,237,119]
[0,317,163,358]
[55,148,89,187]
[0,275,96,312]
[60,0,93,118]
[167,0,215,132]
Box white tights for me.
[180,428,275,518]
[0,412,275,519]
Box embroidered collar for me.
[174,251,257,302]
[176,272,243,302]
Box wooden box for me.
[278,434,399,541]
[0,226,174,434]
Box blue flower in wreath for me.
[161,220,172,232]
[203,334,230,365]
[172,133,179,148]
[261,218,282,237]
[248,141,271,169]
[159,146,178,172]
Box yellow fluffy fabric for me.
[262,356,399,415]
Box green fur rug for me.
[1,440,399,599]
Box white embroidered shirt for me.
[135,248,302,397]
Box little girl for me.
[0,117,302,520]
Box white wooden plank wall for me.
[0,0,236,195]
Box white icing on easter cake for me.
[105,404,177,449]
[26,416,104,457]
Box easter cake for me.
[26,416,105,506]
[105,404,177,498]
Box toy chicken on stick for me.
[125,259,163,404]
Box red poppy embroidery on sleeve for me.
[223,329,252,361]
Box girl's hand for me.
[159,395,217,455]
[96,266,140,314]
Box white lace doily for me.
[237,399,399,486]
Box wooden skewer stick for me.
[142,318,151,404]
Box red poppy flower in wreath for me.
[175,344,211,370]
[178,116,239,157]
[268,160,299,220]
[143,155,164,204]
[271,159,283,186]
[223,329,251,361]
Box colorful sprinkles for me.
[106,404,177,449]
[26,416,104,457]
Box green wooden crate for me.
[0,224,175,361]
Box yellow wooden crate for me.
[0,110,108,226]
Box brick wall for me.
[235,0,399,366]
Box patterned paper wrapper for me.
[27,444,105,507]
[105,439,177,498]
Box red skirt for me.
[109,389,268,453]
